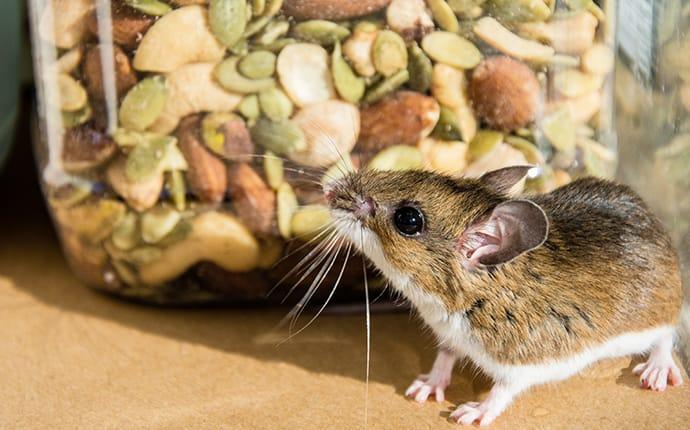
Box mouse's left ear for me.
[479,165,533,194]
[458,199,549,270]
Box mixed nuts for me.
[33,0,617,303]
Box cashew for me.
[150,63,242,134]
[519,12,598,55]
[139,211,260,285]
[133,6,225,72]
[39,0,93,49]
[474,16,554,62]
[547,91,601,123]
[57,46,83,74]
[419,138,468,176]
[277,43,335,107]
[582,43,614,75]
[342,26,377,77]
[386,0,434,40]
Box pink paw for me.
[450,401,499,427]
[405,374,450,403]
[633,359,683,391]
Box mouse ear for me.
[479,165,533,194]
[458,199,549,270]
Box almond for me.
[282,0,391,20]
[86,1,154,50]
[358,91,439,153]
[62,124,117,172]
[176,115,227,203]
[227,163,277,236]
[469,56,540,131]
[83,44,138,101]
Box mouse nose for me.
[353,196,376,220]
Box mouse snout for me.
[327,187,376,221]
[352,196,376,220]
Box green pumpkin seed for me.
[263,0,284,17]
[202,112,236,155]
[111,260,139,285]
[125,136,171,182]
[541,109,576,153]
[157,219,193,247]
[214,56,275,94]
[230,39,250,56]
[407,42,433,93]
[128,246,163,265]
[505,136,544,165]
[209,0,247,48]
[368,145,424,171]
[58,73,87,112]
[332,42,365,103]
[260,37,297,53]
[254,19,290,45]
[168,170,186,211]
[263,150,284,190]
[354,21,381,33]
[258,87,294,120]
[162,139,188,171]
[427,0,460,32]
[244,15,273,38]
[238,94,261,120]
[565,0,592,11]
[292,20,351,46]
[250,117,306,156]
[112,212,140,251]
[431,105,462,141]
[124,0,171,16]
[119,76,168,132]
[252,0,266,15]
[372,30,408,77]
[112,128,161,148]
[363,69,410,104]
[277,182,298,238]
[141,206,181,244]
[291,204,332,240]
[61,103,92,128]
[421,32,482,69]
[447,0,486,14]
[487,0,552,22]
[468,130,504,161]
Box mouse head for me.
[326,166,549,296]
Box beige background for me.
[1,142,689,429]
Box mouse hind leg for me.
[633,331,684,391]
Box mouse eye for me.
[393,206,424,236]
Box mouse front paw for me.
[405,374,450,403]
[450,401,501,427]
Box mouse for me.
[324,165,684,426]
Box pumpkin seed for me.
[363,69,409,104]
[214,56,275,94]
[61,103,92,128]
[58,74,87,112]
[263,150,284,189]
[292,20,351,46]
[291,204,332,240]
[112,212,140,251]
[257,237,284,269]
[168,170,186,211]
[505,136,544,165]
[162,139,188,171]
[468,130,504,161]
[263,0,284,17]
[255,20,290,45]
[209,0,247,48]
[141,206,182,244]
[157,220,193,247]
[372,30,408,77]
[244,15,272,38]
[111,260,139,285]
[431,105,462,141]
[258,87,294,120]
[447,0,486,15]
[487,0,552,22]
[202,112,236,155]
[407,42,433,93]
[475,17,554,61]
[112,128,161,148]
[250,117,307,156]
[541,109,576,153]
[125,136,171,182]
[427,0,460,32]
[260,37,297,52]
[124,0,171,16]
[368,145,424,171]
[230,39,250,56]
[252,0,266,15]
[129,246,163,265]
[421,32,482,69]
[119,76,168,132]
[331,42,365,103]
[238,94,261,119]
[277,182,298,238]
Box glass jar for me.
[28,0,617,304]
[615,0,689,364]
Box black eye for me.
[394,206,424,236]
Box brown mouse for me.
[325,165,684,426]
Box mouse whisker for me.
[269,226,336,275]
[301,118,350,177]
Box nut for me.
[54,199,126,242]
[133,5,226,72]
[464,143,529,195]
[39,0,93,49]
[474,16,554,62]
[201,112,255,160]
[139,211,260,285]
[519,12,598,55]
[468,130,504,162]
[228,163,277,235]
[372,30,409,77]
[140,205,182,244]
[83,44,138,102]
[469,56,541,131]
[277,43,335,107]
[62,125,117,172]
[57,46,83,75]
[176,115,228,203]
[86,2,155,49]
[290,100,360,167]
[150,62,242,134]
[581,43,614,75]
[368,145,424,171]
[107,156,165,212]
[282,0,391,20]
[358,91,440,153]
[547,91,601,123]
[386,0,434,41]
[342,25,377,77]
[57,74,87,112]
[420,139,467,176]
[553,69,604,98]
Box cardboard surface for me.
[1,141,689,430]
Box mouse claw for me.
[405,375,449,404]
